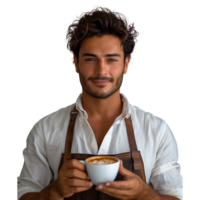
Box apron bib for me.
[58,107,146,200]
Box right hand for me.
[55,159,93,198]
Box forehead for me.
[79,35,123,56]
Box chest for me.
[88,117,116,148]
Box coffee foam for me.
[88,158,116,165]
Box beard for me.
[78,67,124,99]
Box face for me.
[74,35,130,99]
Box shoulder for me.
[129,104,166,128]
[37,103,75,126]
[30,103,75,140]
[129,104,175,147]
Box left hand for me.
[95,160,147,200]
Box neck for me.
[82,90,123,119]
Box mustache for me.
[91,77,112,81]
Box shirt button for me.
[91,143,94,147]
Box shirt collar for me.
[75,93,131,121]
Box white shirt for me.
[18,94,183,200]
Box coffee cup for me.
[79,156,120,185]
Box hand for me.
[95,160,150,200]
[55,159,93,198]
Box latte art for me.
[89,159,116,165]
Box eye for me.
[86,58,117,62]
[110,59,117,61]
[86,58,94,61]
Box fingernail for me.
[105,182,110,186]
[97,185,103,190]
[89,182,93,186]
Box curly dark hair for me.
[66,7,139,62]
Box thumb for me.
[119,160,127,175]
[118,160,133,180]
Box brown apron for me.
[58,107,146,200]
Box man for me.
[18,7,183,200]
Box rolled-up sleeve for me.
[17,124,53,200]
[150,122,183,200]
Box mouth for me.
[91,80,110,86]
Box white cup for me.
[80,156,120,185]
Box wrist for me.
[49,180,64,200]
[39,180,64,200]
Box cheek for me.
[78,63,93,77]
[109,63,124,75]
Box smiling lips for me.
[94,81,108,83]
[91,80,109,85]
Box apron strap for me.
[58,106,78,172]
[125,116,146,182]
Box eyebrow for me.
[82,53,121,57]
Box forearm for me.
[19,180,63,200]
[139,184,179,200]
[160,195,180,200]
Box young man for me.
[15,3,185,200]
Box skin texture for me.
[73,35,131,121]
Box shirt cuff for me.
[158,187,183,200]
[151,161,180,178]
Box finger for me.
[103,180,132,190]
[69,178,93,189]
[63,159,85,171]
[65,168,88,179]
[118,160,133,177]
[67,182,92,193]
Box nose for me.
[93,61,110,81]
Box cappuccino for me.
[87,156,117,165]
